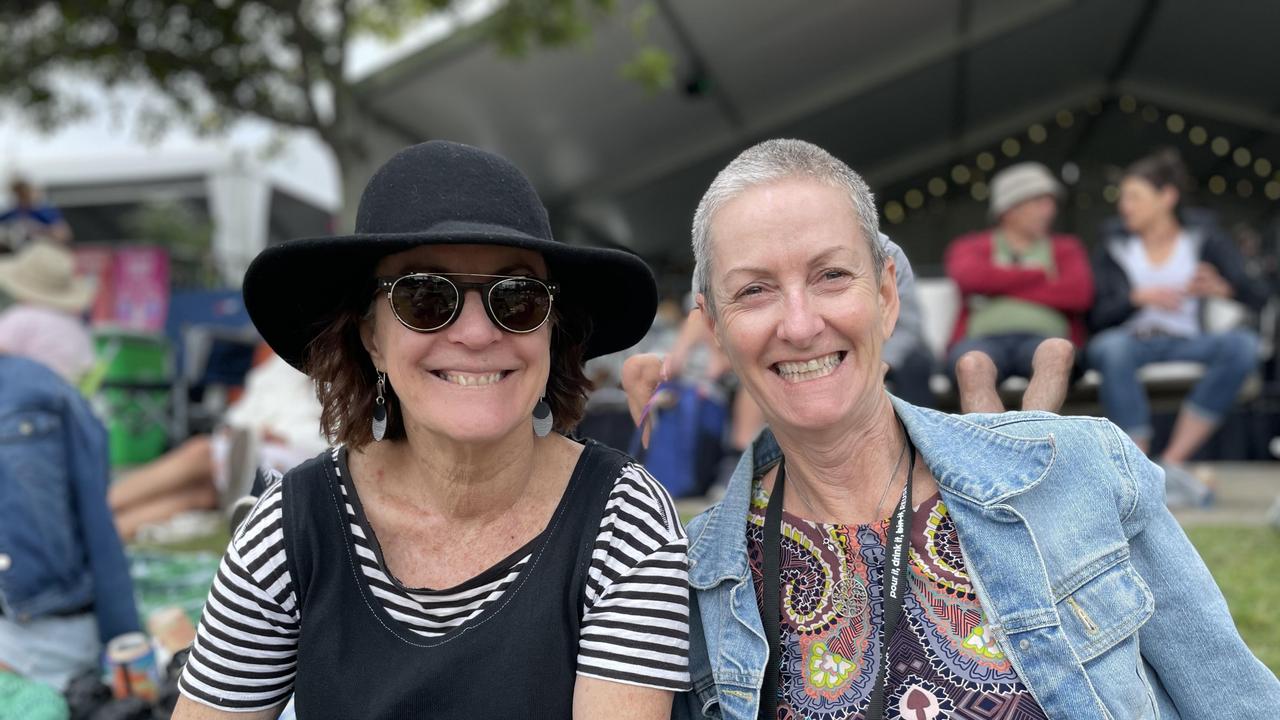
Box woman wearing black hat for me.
[172,142,688,719]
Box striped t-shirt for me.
[179,447,691,711]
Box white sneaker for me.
[1158,462,1214,509]
[1267,496,1280,530]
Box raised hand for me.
[1187,262,1232,299]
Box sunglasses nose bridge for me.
[450,284,505,335]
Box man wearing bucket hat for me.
[943,161,1093,408]
[173,141,688,719]
[0,241,96,384]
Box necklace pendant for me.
[832,576,868,617]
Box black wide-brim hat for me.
[244,140,657,369]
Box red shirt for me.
[944,229,1094,348]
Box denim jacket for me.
[677,397,1280,719]
[0,355,139,643]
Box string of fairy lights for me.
[881,94,1280,225]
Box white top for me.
[221,354,326,456]
[1117,233,1200,337]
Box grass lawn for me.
[1186,524,1280,674]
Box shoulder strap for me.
[280,450,338,612]
[569,441,635,604]
[579,440,634,488]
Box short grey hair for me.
[691,139,883,315]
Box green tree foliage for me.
[0,0,660,211]
[124,199,216,287]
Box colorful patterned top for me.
[747,479,1048,720]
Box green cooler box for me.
[94,330,172,466]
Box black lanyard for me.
[759,431,916,720]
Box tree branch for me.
[286,3,324,129]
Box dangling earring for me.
[372,371,388,441]
[532,396,553,437]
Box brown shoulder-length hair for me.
[304,281,595,450]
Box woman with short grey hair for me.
[675,138,1278,719]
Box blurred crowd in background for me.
[2,0,1280,716]
[2,118,1279,720]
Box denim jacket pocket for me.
[0,408,62,443]
[1057,551,1158,718]
[1056,552,1154,661]
[0,408,77,584]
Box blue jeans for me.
[0,612,99,691]
[947,332,1049,383]
[886,347,936,408]
[1085,328,1260,440]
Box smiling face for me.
[361,243,552,445]
[700,177,898,436]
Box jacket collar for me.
[687,395,1055,589]
[686,428,780,589]
[889,396,1056,505]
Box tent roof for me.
[351,0,1280,256]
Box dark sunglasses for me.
[376,273,559,334]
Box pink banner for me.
[110,247,170,332]
[73,245,171,331]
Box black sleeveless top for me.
[283,441,626,719]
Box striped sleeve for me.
[577,462,691,691]
[177,473,300,712]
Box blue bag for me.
[629,381,727,498]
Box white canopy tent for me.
[0,88,340,286]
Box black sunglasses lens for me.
[391,275,458,330]
[489,278,552,332]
